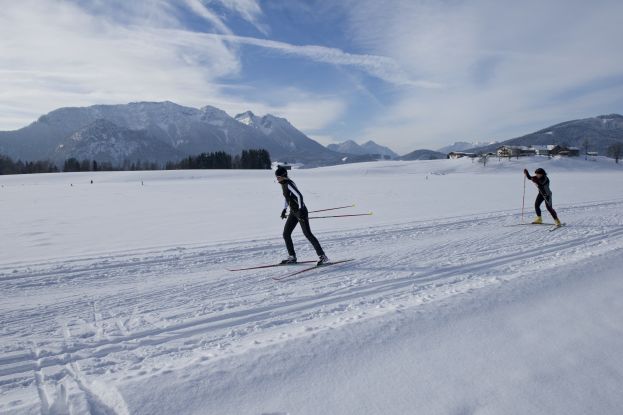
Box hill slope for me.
[468,114,623,155]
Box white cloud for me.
[185,0,233,34]
[206,33,438,88]
[0,0,407,132]
[335,0,623,151]
[209,0,268,34]
[0,0,244,129]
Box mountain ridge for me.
[327,139,398,159]
[0,101,343,166]
[466,114,623,155]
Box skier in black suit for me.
[275,166,329,265]
[524,167,562,226]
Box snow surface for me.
[1,156,623,414]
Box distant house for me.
[496,146,536,157]
[549,145,580,157]
[532,145,551,156]
[448,151,477,159]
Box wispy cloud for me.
[0,0,410,132]
[210,33,439,88]
[210,0,268,34]
[0,0,352,131]
[333,0,623,152]
[185,0,233,34]
[153,29,435,88]
[0,0,241,128]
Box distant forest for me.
[0,149,272,175]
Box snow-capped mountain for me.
[327,140,398,159]
[0,102,344,166]
[54,119,184,165]
[234,111,338,164]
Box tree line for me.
[165,149,271,170]
[0,149,272,175]
[0,155,59,175]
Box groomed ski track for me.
[2,197,623,414]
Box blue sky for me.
[1,0,623,153]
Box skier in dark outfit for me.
[275,166,329,265]
[523,167,562,226]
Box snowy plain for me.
[1,156,623,414]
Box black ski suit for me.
[525,171,559,220]
[280,179,325,257]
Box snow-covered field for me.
[1,156,623,414]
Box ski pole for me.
[521,176,526,223]
[308,212,373,219]
[308,204,355,213]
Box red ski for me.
[228,260,316,272]
[272,259,355,281]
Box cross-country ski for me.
[227,260,317,272]
[549,222,567,232]
[272,259,356,281]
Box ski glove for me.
[523,168,530,178]
[281,208,287,219]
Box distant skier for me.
[523,167,562,226]
[275,166,329,265]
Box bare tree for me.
[478,154,489,167]
[582,139,590,160]
[608,143,622,164]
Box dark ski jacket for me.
[525,171,552,197]
[280,179,305,212]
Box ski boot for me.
[554,218,562,227]
[317,254,330,266]
[531,216,543,224]
[280,255,297,264]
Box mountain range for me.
[2,103,622,167]
[0,101,342,167]
[326,140,399,159]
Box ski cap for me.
[275,166,288,177]
[534,168,546,175]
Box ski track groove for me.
[1,200,623,402]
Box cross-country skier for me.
[275,166,329,265]
[523,167,562,226]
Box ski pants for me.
[283,208,324,257]
[535,192,558,220]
